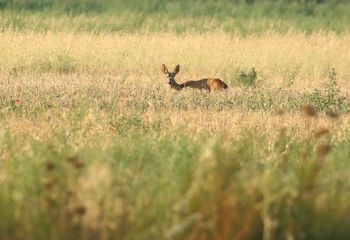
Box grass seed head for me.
[43,196,56,209]
[44,162,55,171]
[317,143,332,157]
[73,205,87,216]
[275,108,286,116]
[279,126,288,135]
[66,189,76,198]
[326,110,340,119]
[314,127,330,139]
[66,156,84,169]
[42,177,56,190]
[302,104,317,117]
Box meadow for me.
[1,1,350,239]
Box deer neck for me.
[170,79,185,91]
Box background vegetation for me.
[1,0,350,239]
[0,0,350,33]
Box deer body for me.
[162,64,228,92]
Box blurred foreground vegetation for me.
[2,127,350,239]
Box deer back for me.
[184,78,228,92]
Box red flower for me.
[15,98,22,106]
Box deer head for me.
[161,64,182,90]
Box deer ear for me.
[161,64,169,74]
[174,65,180,74]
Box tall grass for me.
[1,32,350,89]
[2,7,350,239]
[2,125,350,239]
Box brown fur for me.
[183,78,228,92]
[162,64,228,92]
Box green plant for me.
[235,68,258,87]
[307,68,349,113]
[55,52,76,74]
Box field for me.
[1,1,350,240]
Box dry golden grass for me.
[1,32,350,150]
[1,32,350,88]
[2,8,350,238]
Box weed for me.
[235,68,258,87]
[307,68,349,113]
[55,52,76,74]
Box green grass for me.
[2,126,350,239]
[0,0,350,33]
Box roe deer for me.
[161,64,228,92]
